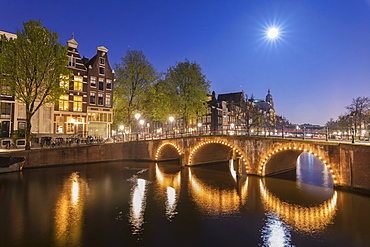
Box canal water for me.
[1,153,370,247]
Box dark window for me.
[90,92,96,104]
[99,67,104,75]
[99,58,105,65]
[0,103,11,116]
[98,94,104,105]
[106,79,112,90]
[98,79,104,91]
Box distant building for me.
[202,89,276,134]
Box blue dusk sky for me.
[2,0,370,125]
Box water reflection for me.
[54,172,87,247]
[155,164,180,220]
[261,212,292,247]
[259,179,338,233]
[188,168,248,214]
[129,178,148,235]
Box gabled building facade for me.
[54,37,88,137]
[84,46,114,137]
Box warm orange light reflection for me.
[188,168,248,214]
[259,180,337,233]
[129,178,147,234]
[155,164,181,220]
[54,172,86,246]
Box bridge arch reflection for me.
[188,168,248,214]
[259,146,338,185]
[259,179,338,233]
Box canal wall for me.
[0,142,156,168]
[1,137,370,194]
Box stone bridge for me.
[6,136,370,192]
[150,136,370,191]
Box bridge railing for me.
[114,127,369,144]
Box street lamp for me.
[169,116,174,136]
[135,113,141,120]
[197,123,202,135]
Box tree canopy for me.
[0,20,69,149]
[164,59,211,128]
[113,50,157,130]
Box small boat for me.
[0,157,26,173]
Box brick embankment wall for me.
[0,142,154,168]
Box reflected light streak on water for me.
[165,186,178,220]
[129,178,147,234]
[155,164,181,220]
[54,172,85,247]
[261,212,292,247]
[229,159,237,182]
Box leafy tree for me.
[142,78,177,123]
[0,20,69,150]
[165,59,211,128]
[113,50,157,130]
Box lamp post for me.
[197,123,202,135]
[119,125,124,142]
[169,116,174,137]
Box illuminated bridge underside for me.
[148,136,370,190]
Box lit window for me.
[98,78,104,91]
[106,94,111,107]
[73,76,83,91]
[73,96,83,112]
[88,112,97,121]
[90,76,96,87]
[98,93,104,106]
[60,75,70,89]
[106,79,112,90]
[90,92,96,104]
[59,95,69,111]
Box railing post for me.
[282,126,285,138]
[352,128,355,143]
[326,127,329,141]
[303,127,305,140]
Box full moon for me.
[267,27,279,39]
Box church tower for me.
[266,89,274,108]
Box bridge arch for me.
[155,142,183,161]
[187,140,248,171]
[258,146,338,185]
